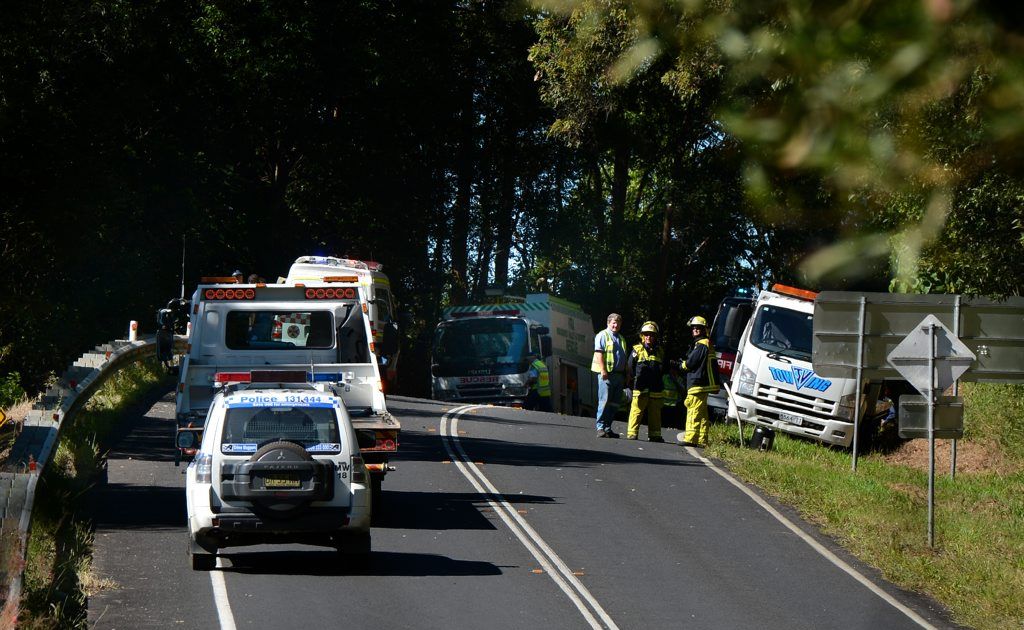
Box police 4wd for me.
[185,374,372,570]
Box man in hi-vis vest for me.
[525,353,552,412]
[592,313,628,438]
[679,315,720,447]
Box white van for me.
[727,284,861,447]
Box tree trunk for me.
[450,87,474,305]
[610,142,630,264]
[652,203,673,322]
[493,167,514,290]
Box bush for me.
[0,371,26,409]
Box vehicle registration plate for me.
[263,476,301,489]
[779,412,803,426]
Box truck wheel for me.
[857,414,880,453]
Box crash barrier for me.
[0,333,186,620]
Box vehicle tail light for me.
[215,370,311,384]
[359,430,398,452]
[214,372,251,384]
[351,455,367,484]
[203,288,255,301]
[195,453,212,484]
[304,287,356,299]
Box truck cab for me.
[285,255,400,390]
[727,284,861,447]
[430,294,596,415]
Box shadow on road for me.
[92,483,186,530]
[374,488,557,530]
[220,548,503,577]
[396,425,702,470]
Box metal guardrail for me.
[0,334,186,620]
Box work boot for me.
[596,429,608,438]
[626,435,638,440]
[605,429,619,439]
[648,436,664,443]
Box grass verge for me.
[705,382,1024,630]
[17,358,170,629]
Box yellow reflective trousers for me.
[682,392,709,447]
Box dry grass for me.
[0,396,33,468]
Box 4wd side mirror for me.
[541,335,552,359]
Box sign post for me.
[887,314,975,547]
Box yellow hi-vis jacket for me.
[682,337,720,394]
[630,343,665,396]
[591,329,627,373]
[531,359,551,397]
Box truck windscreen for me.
[226,311,334,350]
[750,305,813,361]
[432,319,530,376]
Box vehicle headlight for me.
[836,393,857,420]
[736,365,757,396]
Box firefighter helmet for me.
[640,321,659,335]
[687,315,708,328]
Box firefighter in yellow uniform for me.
[680,315,719,447]
[626,321,667,442]
[525,354,552,412]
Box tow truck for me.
[173,277,400,507]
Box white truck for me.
[174,277,400,506]
[430,293,596,415]
[727,284,868,448]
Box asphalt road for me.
[87,393,959,629]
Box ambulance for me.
[430,294,596,415]
[285,256,400,389]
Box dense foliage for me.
[2,0,1021,396]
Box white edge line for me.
[683,446,938,630]
[210,563,238,630]
[442,405,618,630]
